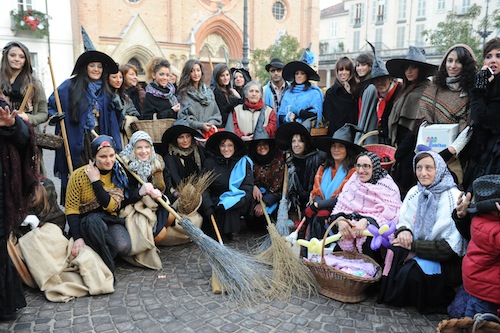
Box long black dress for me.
[0,115,37,319]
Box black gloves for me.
[299,106,316,119]
[439,148,454,162]
[475,68,492,90]
[48,113,65,125]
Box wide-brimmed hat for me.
[314,123,366,154]
[72,50,119,75]
[468,174,500,214]
[205,130,247,155]
[161,124,203,146]
[275,122,311,150]
[265,58,285,72]
[386,46,438,79]
[282,61,320,82]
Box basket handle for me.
[356,130,379,146]
[320,218,341,264]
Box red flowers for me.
[23,15,40,31]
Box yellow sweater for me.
[65,165,120,216]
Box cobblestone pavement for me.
[0,144,448,333]
[2,232,447,333]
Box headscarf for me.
[413,151,457,240]
[91,135,129,192]
[359,151,387,184]
[119,131,157,183]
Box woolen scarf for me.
[413,151,457,240]
[186,83,214,106]
[120,131,156,183]
[168,142,202,172]
[363,151,387,184]
[146,81,178,107]
[244,99,265,110]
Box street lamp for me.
[242,0,249,70]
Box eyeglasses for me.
[355,163,372,170]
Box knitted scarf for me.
[84,80,103,131]
[186,83,214,106]
[146,81,178,107]
[119,131,157,183]
[363,151,387,184]
[244,99,264,110]
[414,151,457,240]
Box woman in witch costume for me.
[378,151,466,314]
[65,135,133,273]
[331,151,401,264]
[161,123,206,203]
[202,131,253,241]
[0,41,48,174]
[417,44,477,188]
[357,42,403,145]
[48,50,122,202]
[386,46,437,197]
[247,113,285,227]
[278,60,323,129]
[275,122,325,220]
[306,124,366,240]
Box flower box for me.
[10,9,50,39]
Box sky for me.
[320,0,341,10]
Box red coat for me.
[462,213,500,304]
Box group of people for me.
[0,36,499,322]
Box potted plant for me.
[10,9,50,38]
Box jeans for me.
[465,295,499,317]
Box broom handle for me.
[281,158,289,200]
[90,130,182,221]
[17,83,34,113]
[259,199,272,226]
[210,215,223,245]
[48,57,73,174]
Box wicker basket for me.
[130,114,175,143]
[35,122,63,150]
[436,315,500,333]
[304,220,382,303]
[310,127,328,136]
[357,130,396,171]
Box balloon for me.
[364,221,397,250]
[297,233,342,255]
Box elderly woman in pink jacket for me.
[331,151,402,264]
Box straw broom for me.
[111,149,276,304]
[259,200,317,300]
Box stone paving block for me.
[323,323,341,332]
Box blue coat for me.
[48,79,123,187]
[278,84,323,127]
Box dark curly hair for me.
[434,46,477,92]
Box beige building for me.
[318,0,500,88]
[71,0,320,83]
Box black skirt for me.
[0,239,26,318]
[377,246,455,314]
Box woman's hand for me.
[351,218,369,237]
[85,160,101,182]
[18,111,29,122]
[254,204,264,217]
[392,230,413,250]
[253,185,262,201]
[337,218,355,239]
[456,192,472,219]
[241,134,253,141]
[0,105,17,127]
[71,238,86,257]
[172,103,181,113]
[202,123,212,132]
[139,183,154,196]
[230,88,241,99]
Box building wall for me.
[76,0,320,83]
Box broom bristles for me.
[275,197,291,236]
[176,171,218,214]
[266,220,318,300]
[177,217,279,305]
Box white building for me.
[319,0,500,87]
[0,0,75,96]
